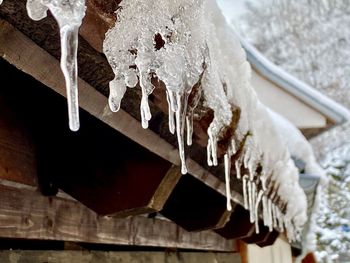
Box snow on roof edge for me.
[241,38,350,125]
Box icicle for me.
[207,128,218,166]
[186,114,193,146]
[267,198,273,231]
[138,71,153,129]
[60,25,80,131]
[207,141,213,166]
[26,0,86,132]
[235,159,241,179]
[248,180,254,223]
[224,153,232,211]
[251,181,257,222]
[243,175,249,209]
[175,92,189,174]
[108,77,126,112]
[262,195,268,226]
[272,204,278,228]
[166,91,175,134]
[254,190,264,234]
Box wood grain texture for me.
[0,183,236,252]
[0,251,242,263]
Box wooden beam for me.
[214,205,255,240]
[256,230,279,248]
[0,181,236,252]
[240,222,271,245]
[0,251,242,263]
[0,19,244,208]
[161,174,231,232]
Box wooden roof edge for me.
[0,18,244,208]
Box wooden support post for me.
[214,205,255,239]
[161,174,231,232]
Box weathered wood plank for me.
[0,251,241,263]
[0,183,236,252]
[0,19,244,207]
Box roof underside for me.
[0,0,311,244]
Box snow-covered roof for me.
[241,39,350,125]
[19,0,311,241]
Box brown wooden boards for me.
[240,222,271,245]
[215,205,255,240]
[161,174,231,232]
[256,230,279,248]
[0,251,242,263]
[0,181,235,251]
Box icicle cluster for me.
[103,0,234,175]
[20,0,308,240]
[103,0,307,240]
[26,0,86,131]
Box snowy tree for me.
[239,0,350,109]
[312,130,350,262]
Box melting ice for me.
[21,0,309,240]
[26,0,86,131]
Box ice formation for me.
[26,0,86,131]
[103,0,307,239]
[10,0,308,240]
[268,109,328,260]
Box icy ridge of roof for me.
[242,39,350,125]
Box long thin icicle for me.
[26,0,86,131]
[243,175,249,209]
[224,153,232,211]
[175,93,189,174]
[254,190,264,234]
